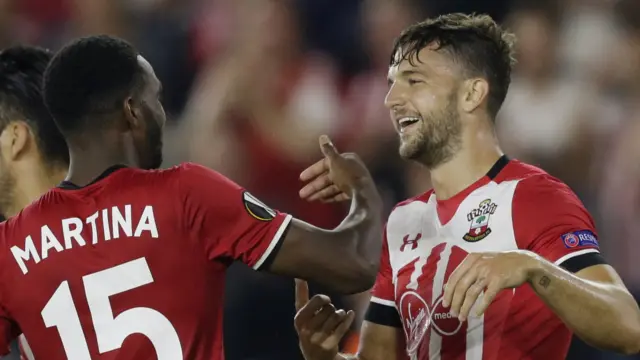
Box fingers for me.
[299,172,333,199]
[474,280,501,317]
[295,279,310,311]
[294,294,331,331]
[318,310,355,350]
[309,184,342,202]
[443,254,480,308]
[456,277,486,322]
[300,158,329,182]
[319,135,339,160]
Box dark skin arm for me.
[266,136,384,294]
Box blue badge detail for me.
[561,230,599,249]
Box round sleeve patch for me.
[242,191,277,221]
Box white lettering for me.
[102,209,111,241]
[41,225,64,260]
[62,218,86,248]
[86,212,99,244]
[135,206,158,238]
[112,205,133,239]
[11,236,40,275]
[11,205,159,275]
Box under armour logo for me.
[400,233,422,252]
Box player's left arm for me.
[443,176,640,355]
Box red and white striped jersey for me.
[365,157,604,360]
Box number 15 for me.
[41,258,183,359]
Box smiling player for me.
[293,13,640,360]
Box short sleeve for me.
[513,175,606,273]
[365,227,401,328]
[177,163,292,270]
[0,308,20,356]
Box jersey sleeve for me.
[513,175,606,273]
[365,227,402,328]
[177,163,292,270]
[0,307,20,356]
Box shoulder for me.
[499,161,585,211]
[387,190,435,228]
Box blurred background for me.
[1,0,640,359]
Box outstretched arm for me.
[528,262,640,354]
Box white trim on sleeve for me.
[370,296,397,308]
[252,214,293,270]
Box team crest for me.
[242,191,277,221]
[463,199,498,242]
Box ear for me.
[460,78,490,113]
[124,97,141,131]
[0,122,32,161]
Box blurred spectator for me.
[497,0,603,195]
[178,1,351,358]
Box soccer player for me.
[0,35,382,359]
[0,46,70,360]
[293,13,640,360]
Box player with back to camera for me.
[0,35,383,359]
[293,13,640,360]
[0,45,69,360]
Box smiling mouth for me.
[398,117,421,133]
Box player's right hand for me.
[294,279,355,360]
[299,135,374,203]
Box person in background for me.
[0,45,69,360]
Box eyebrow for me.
[387,69,424,84]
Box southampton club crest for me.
[463,199,498,242]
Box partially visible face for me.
[0,125,18,216]
[384,46,463,168]
[131,55,166,170]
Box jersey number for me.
[40,258,182,359]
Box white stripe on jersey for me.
[428,244,452,360]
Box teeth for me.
[398,117,420,128]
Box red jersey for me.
[0,163,292,359]
[365,157,605,360]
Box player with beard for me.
[0,46,69,360]
[293,13,640,360]
[0,35,383,359]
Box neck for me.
[429,119,503,200]
[66,135,131,187]
[8,165,67,217]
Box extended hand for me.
[299,135,373,203]
[294,279,355,360]
[442,251,538,321]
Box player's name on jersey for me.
[11,205,159,275]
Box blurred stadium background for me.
[1,0,639,359]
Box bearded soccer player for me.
[0,46,69,360]
[293,13,640,360]
[0,35,382,359]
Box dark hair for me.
[0,46,69,166]
[43,35,142,135]
[390,13,517,117]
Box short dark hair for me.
[0,46,69,166]
[43,35,143,135]
[390,13,517,117]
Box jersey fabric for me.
[0,163,291,359]
[365,156,606,360]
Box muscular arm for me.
[267,186,383,294]
[335,322,404,360]
[528,261,640,354]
